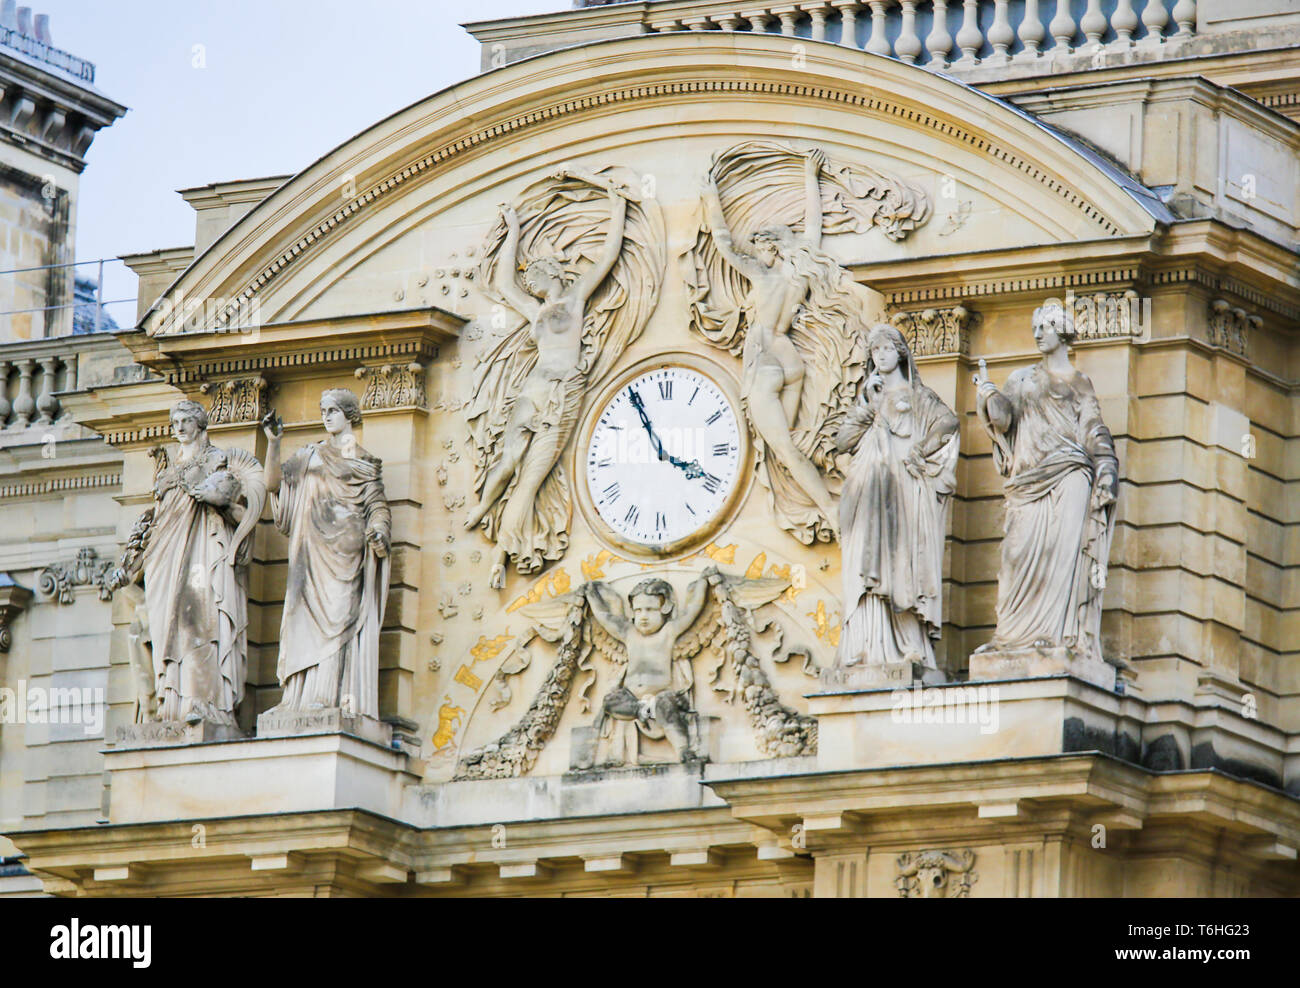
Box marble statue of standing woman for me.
[973,301,1118,662]
[108,399,265,726]
[835,324,958,670]
[261,389,391,718]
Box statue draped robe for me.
[977,363,1117,661]
[836,383,957,667]
[142,443,247,723]
[272,440,391,718]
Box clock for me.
[583,363,746,554]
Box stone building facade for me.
[1,0,1298,897]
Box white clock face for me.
[586,366,743,549]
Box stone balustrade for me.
[0,342,78,433]
[644,0,1199,70]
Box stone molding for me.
[356,362,428,411]
[888,304,976,356]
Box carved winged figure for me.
[106,399,265,726]
[683,141,931,545]
[454,565,815,781]
[465,165,665,588]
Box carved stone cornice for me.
[124,309,462,389]
[888,305,977,356]
[199,375,270,425]
[356,362,428,411]
[0,470,121,501]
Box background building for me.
[2,0,1298,897]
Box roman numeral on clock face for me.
[712,443,730,456]
[702,473,721,494]
[603,482,620,501]
[658,380,672,400]
[624,505,639,526]
[705,410,721,426]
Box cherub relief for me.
[453,565,816,781]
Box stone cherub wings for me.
[682,141,931,544]
[453,568,815,782]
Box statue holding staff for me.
[972,301,1118,662]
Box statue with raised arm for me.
[583,570,721,765]
[684,142,930,544]
[466,165,665,588]
[972,301,1119,663]
[106,399,264,729]
[260,389,391,718]
[835,324,958,670]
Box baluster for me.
[774,4,801,34]
[866,0,892,54]
[649,18,683,32]
[1081,0,1106,46]
[926,0,954,66]
[1172,0,1195,35]
[11,359,35,430]
[683,16,710,30]
[716,13,741,30]
[1110,0,1137,45]
[0,360,11,427]
[1140,0,1168,42]
[955,0,983,64]
[743,9,774,32]
[1049,0,1077,52]
[833,1,862,46]
[988,0,1015,62]
[34,356,59,426]
[895,0,923,61]
[1017,0,1046,57]
[805,2,831,40]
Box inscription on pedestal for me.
[115,720,243,748]
[256,708,393,746]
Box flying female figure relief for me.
[685,141,931,544]
[465,165,665,587]
[701,150,842,536]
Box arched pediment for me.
[143,32,1166,334]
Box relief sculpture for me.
[453,564,815,780]
[683,141,931,545]
[465,165,665,587]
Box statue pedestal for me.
[256,707,393,746]
[819,661,946,691]
[967,645,1117,692]
[115,720,243,747]
[105,730,425,825]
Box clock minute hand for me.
[627,389,669,463]
[628,389,704,478]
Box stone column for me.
[0,360,11,427]
[11,359,36,429]
[34,356,60,426]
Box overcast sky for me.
[42,0,562,320]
